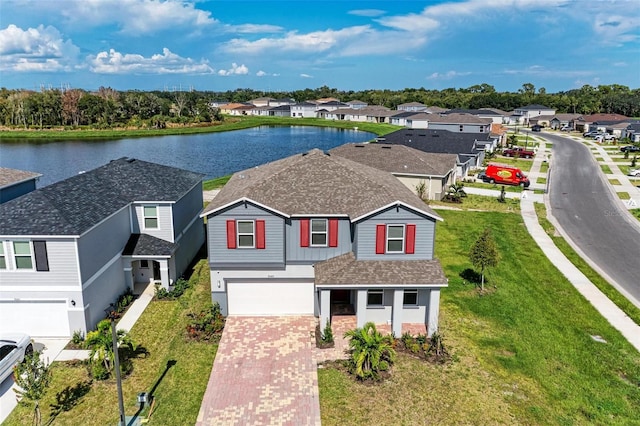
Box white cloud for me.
[0,24,80,71]
[58,0,217,34]
[503,65,592,78]
[348,9,386,18]
[230,24,284,34]
[593,15,638,44]
[88,47,214,74]
[217,63,249,76]
[300,73,313,78]
[256,70,267,77]
[613,62,627,67]
[427,70,472,80]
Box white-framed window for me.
[367,289,384,306]
[13,241,33,270]
[386,225,405,253]
[140,260,149,268]
[0,242,6,269]
[237,220,255,248]
[310,219,328,246]
[143,205,159,229]
[403,289,418,306]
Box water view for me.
[0,126,375,186]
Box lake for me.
[0,126,376,186]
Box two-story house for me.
[0,167,41,204]
[0,158,205,337]
[201,149,447,337]
[513,104,556,124]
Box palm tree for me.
[344,322,396,380]
[84,319,136,378]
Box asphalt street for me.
[543,133,640,304]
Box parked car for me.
[595,133,616,142]
[620,145,640,153]
[481,163,530,187]
[628,168,640,177]
[560,126,572,132]
[503,146,536,158]
[531,124,543,132]
[583,131,601,138]
[0,333,33,383]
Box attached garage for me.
[0,300,70,337]
[227,281,315,316]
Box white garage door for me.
[227,282,315,316]
[0,300,70,337]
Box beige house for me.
[329,143,458,200]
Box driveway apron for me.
[196,316,321,426]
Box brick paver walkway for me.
[196,316,321,426]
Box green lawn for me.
[536,177,546,185]
[609,179,621,185]
[462,181,523,193]
[319,211,640,425]
[617,192,631,200]
[491,157,534,172]
[631,209,640,220]
[203,175,231,190]
[4,256,217,426]
[601,165,613,174]
[539,162,549,173]
[429,194,521,213]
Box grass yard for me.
[203,174,231,190]
[539,162,549,173]
[319,211,640,425]
[609,179,621,185]
[462,181,523,193]
[4,256,217,426]
[617,192,631,200]
[492,157,534,172]
[601,165,613,174]
[428,194,521,213]
[536,177,546,185]
[631,209,640,220]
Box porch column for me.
[356,289,367,328]
[427,289,441,337]
[159,259,170,290]
[392,289,404,337]
[319,290,331,338]
[123,261,133,292]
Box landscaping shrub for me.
[316,320,335,349]
[71,330,85,346]
[85,319,138,381]
[186,303,225,341]
[115,288,135,315]
[344,322,396,381]
[156,277,191,300]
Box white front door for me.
[227,282,315,316]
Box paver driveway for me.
[196,316,321,426]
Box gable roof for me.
[516,104,553,110]
[0,167,41,190]
[329,143,457,177]
[377,128,488,156]
[202,149,440,221]
[446,108,503,116]
[577,113,629,122]
[0,158,204,236]
[424,113,492,125]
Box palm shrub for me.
[344,322,396,380]
[84,319,137,380]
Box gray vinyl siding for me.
[402,289,429,323]
[77,207,131,283]
[355,205,435,260]
[172,184,203,238]
[131,203,174,242]
[0,180,37,203]
[174,217,205,278]
[82,257,128,330]
[207,203,285,267]
[286,218,352,263]
[360,289,393,324]
[0,238,79,287]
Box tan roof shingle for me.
[0,167,41,189]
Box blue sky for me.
[1,0,639,93]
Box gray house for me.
[0,167,41,204]
[201,149,447,336]
[0,158,205,337]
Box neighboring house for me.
[220,103,250,114]
[201,149,448,337]
[347,100,368,109]
[605,122,632,138]
[329,143,458,200]
[574,114,629,132]
[0,167,41,204]
[397,102,428,112]
[316,101,349,111]
[377,128,491,177]
[249,97,275,107]
[446,108,505,123]
[623,122,640,142]
[267,105,292,117]
[490,123,509,147]
[270,98,296,107]
[419,113,493,133]
[291,102,318,118]
[513,105,556,124]
[529,114,554,127]
[548,114,581,130]
[0,158,205,337]
[209,100,230,108]
[390,111,424,127]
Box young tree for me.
[469,228,500,291]
[13,350,52,426]
[85,319,136,380]
[344,322,396,380]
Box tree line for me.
[0,83,638,129]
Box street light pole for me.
[106,305,126,426]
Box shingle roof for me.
[122,233,176,257]
[517,104,553,110]
[446,108,503,116]
[0,158,203,236]
[378,129,488,156]
[315,252,447,285]
[202,149,440,221]
[0,167,41,189]
[329,143,457,177]
[577,113,629,122]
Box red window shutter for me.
[375,224,386,254]
[256,220,266,249]
[300,219,310,247]
[405,224,416,254]
[226,220,236,249]
[328,219,339,247]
